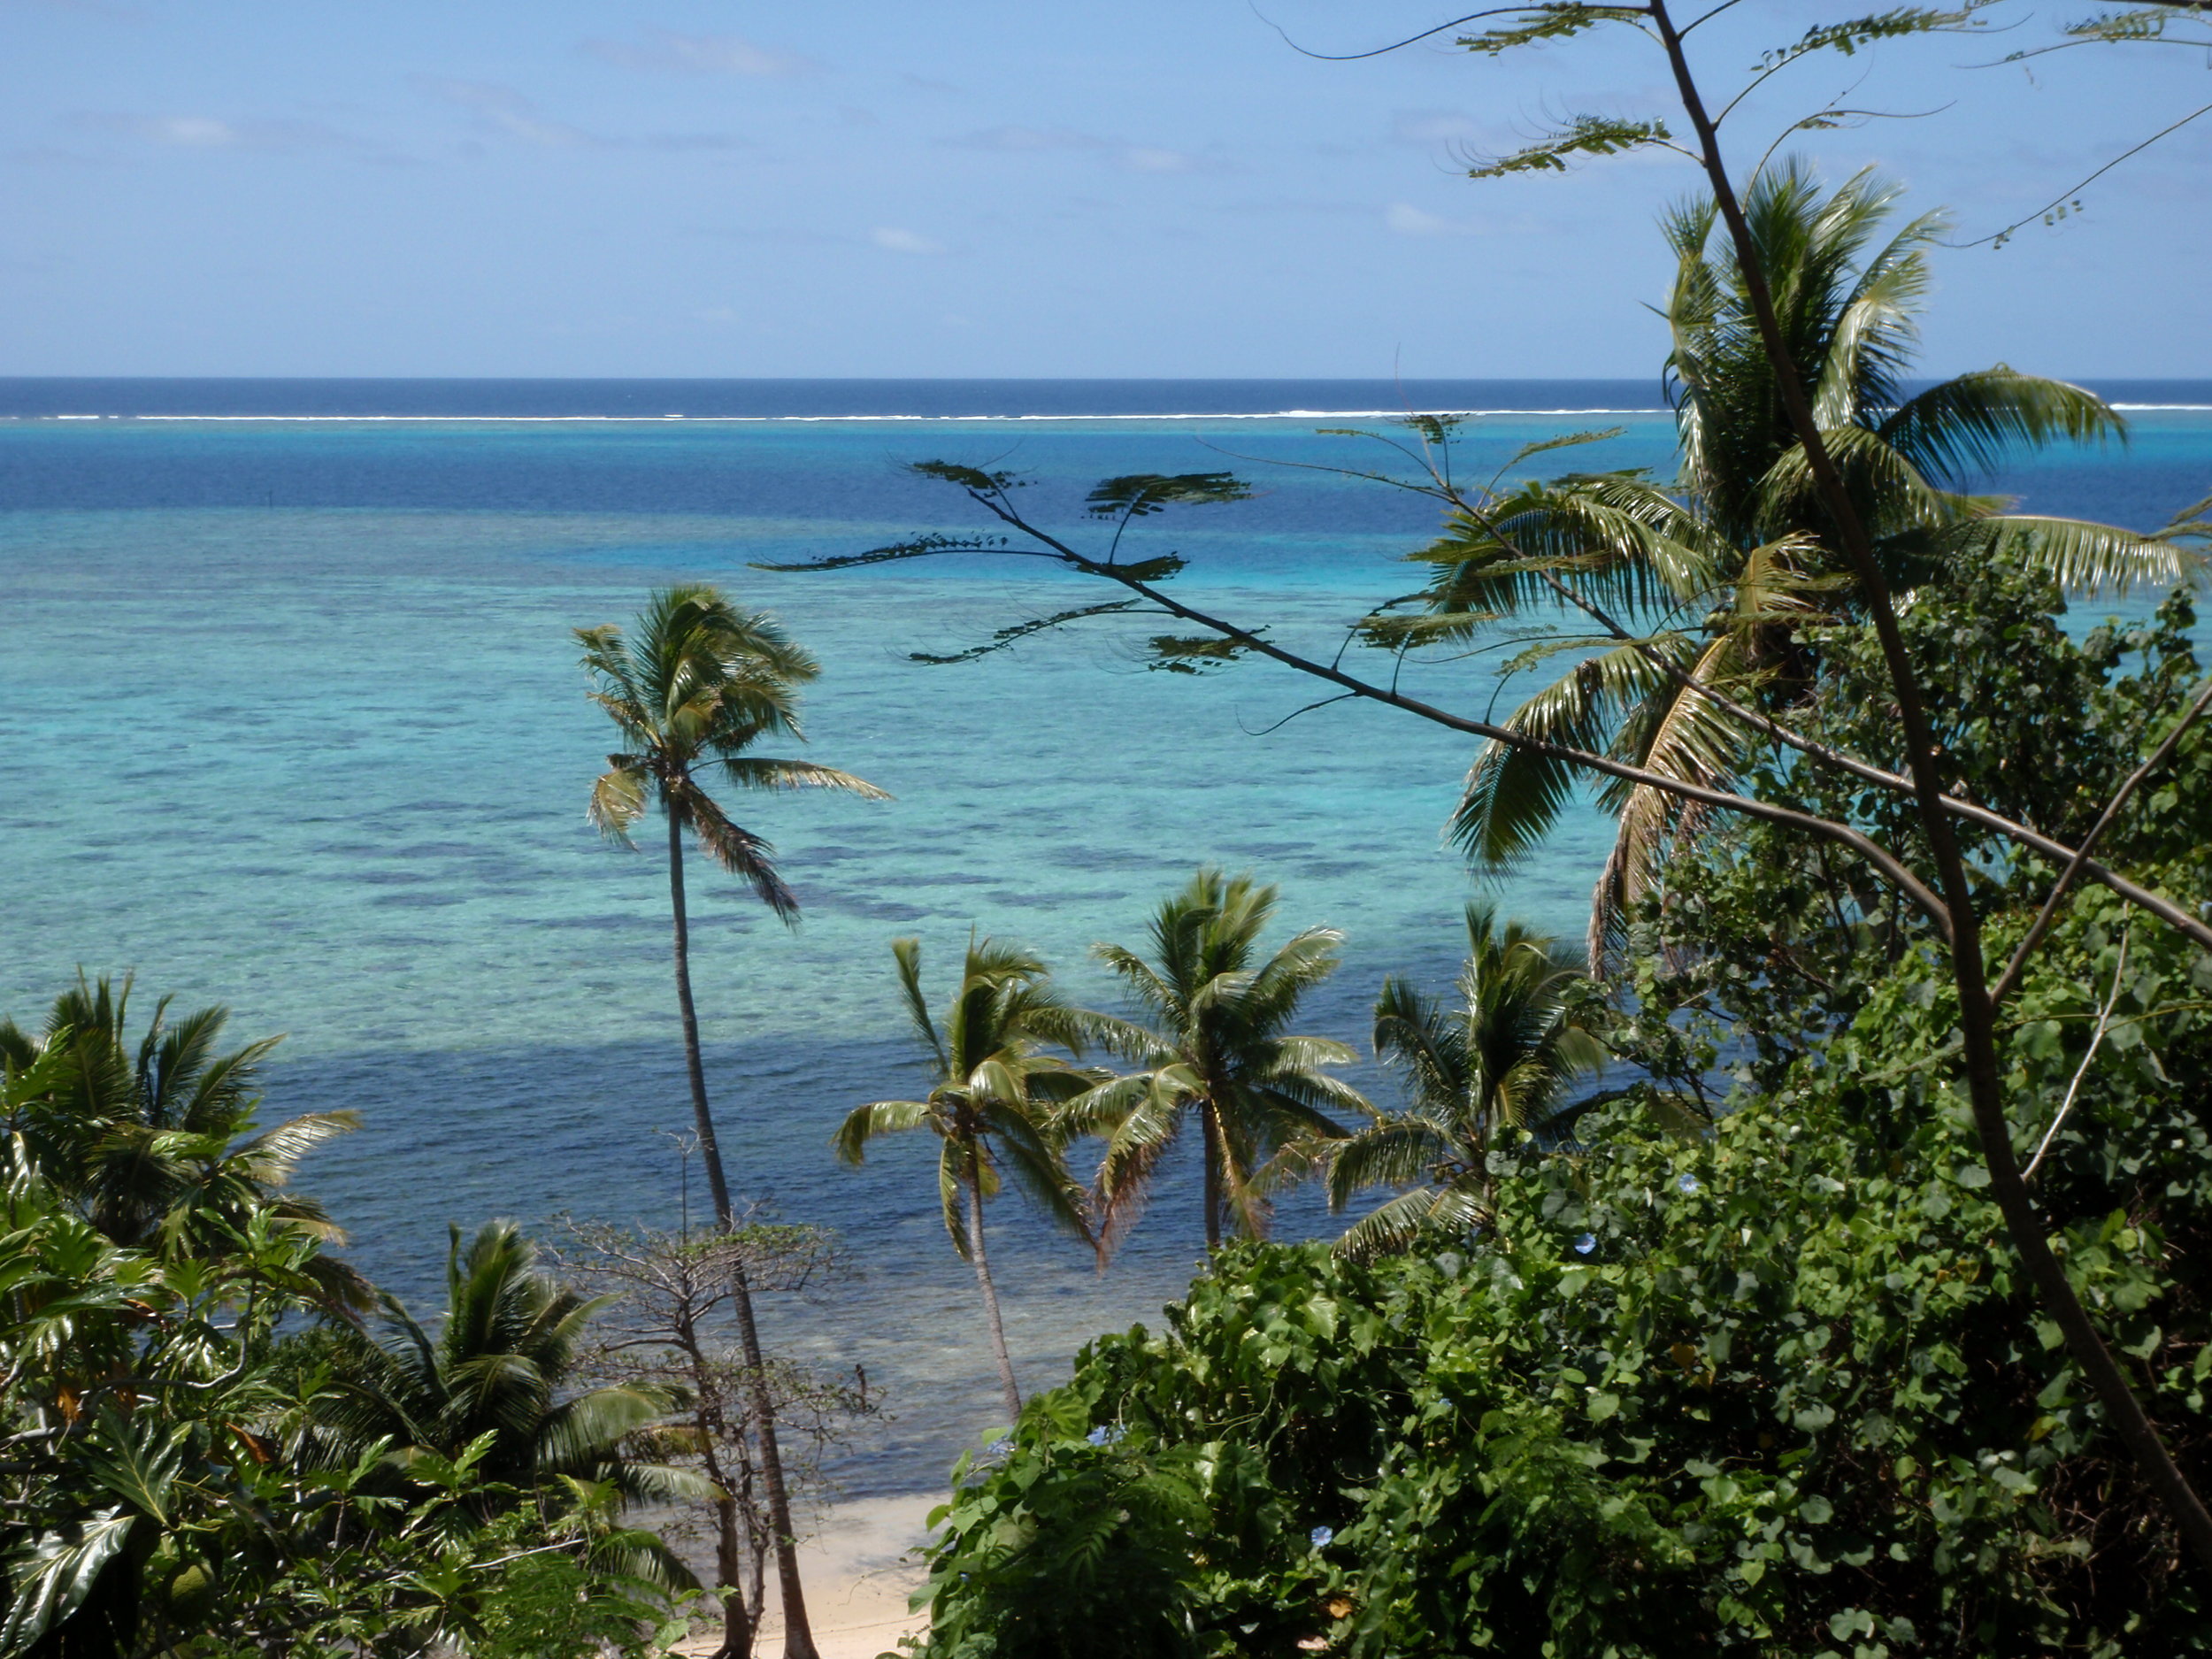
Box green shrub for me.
[916,955,2212,1656]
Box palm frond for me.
[831,1098,934,1164]
[978,1102,1094,1245]
[1757,422,1947,542]
[587,765,649,846]
[1809,199,1939,428]
[938,1141,967,1256]
[1953,513,2203,596]
[1087,1079,1194,1254]
[1325,1117,1457,1209]
[1450,637,1684,869]
[677,781,798,923]
[1333,1184,1463,1261]
[712,757,890,799]
[888,939,948,1073]
[1878,367,2123,486]
[227,1110,361,1187]
[536,1384,677,1473]
[1056,1069,1171,1141]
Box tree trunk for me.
[685,1310,756,1659]
[965,1149,1024,1421]
[1201,1107,1223,1250]
[727,1254,818,1659]
[743,1462,766,1647]
[669,809,736,1226]
[710,1490,753,1658]
[666,810,823,1659]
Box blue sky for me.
[3,0,2206,378]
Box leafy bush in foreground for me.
[0,984,695,1658]
[915,919,2212,1657]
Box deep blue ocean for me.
[4,379,2208,1494]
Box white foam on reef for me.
[10,407,1669,424]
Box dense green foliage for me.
[912,547,2212,1656]
[309,1221,707,1532]
[0,986,699,1658]
[1611,564,2212,1107]
[917,930,2210,1655]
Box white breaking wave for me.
[11,407,1671,425]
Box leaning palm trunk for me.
[669,814,736,1221]
[726,1252,811,1659]
[708,1475,754,1658]
[1200,1108,1225,1250]
[667,816,818,1659]
[963,1151,1023,1420]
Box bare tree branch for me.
[1993,678,2212,1004]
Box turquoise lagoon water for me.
[4,384,2208,1492]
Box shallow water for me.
[4,386,2207,1491]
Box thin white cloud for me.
[944,128,1216,174]
[418,78,528,116]
[149,117,237,147]
[644,133,756,153]
[1393,110,1489,147]
[415,78,608,148]
[941,125,1108,153]
[68,111,366,154]
[415,77,746,153]
[872,227,945,255]
[1386,201,1476,236]
[585,29,819,77]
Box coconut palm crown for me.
[1328,906,1606,1260]
[314,1222,707,1528]
[0,974,360,1300]
[578,585,887,925]
[1419,164,2200,966]
[833,936,1102,1417]
[1065,869,1367,1252]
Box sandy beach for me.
[678,1493,940,1659]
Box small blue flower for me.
[1678,1172,1700,1194]
[1086,1425,1125,1447]
[1573,1233,1597,1256]
[1310,1525,1334,1549]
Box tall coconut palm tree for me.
[315,1220,707,1583]
[0,974,362,1302]
[1328,906,1607,1259]
[1066,869,1366,1251]
[578,583,884,1659]
[833,938,1100,1420]
[1427,164,2198,966]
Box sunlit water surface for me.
[4,382,2206,1491]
